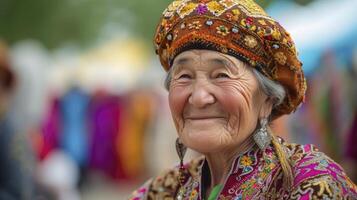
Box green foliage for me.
[0,0,313,49]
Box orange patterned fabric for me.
[154,0,307,118]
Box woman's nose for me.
[188,81,215,108]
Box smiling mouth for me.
[185,117,225,120]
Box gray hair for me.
[164,66,286,118]
[251,69,286,109]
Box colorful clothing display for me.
[37,88,159,182]
[130,139,357,199]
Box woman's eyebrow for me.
[207,58,237,73]
[172,57,190,66]
[171,57,192,74]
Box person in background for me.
[0,40,35,200]
[130,0,357,199]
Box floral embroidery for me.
[163,22,172,32]
[282,38,288,45]
[163,0,183,18]
[196,3,208,15]
[188,21,202,30]
[274,52,287,65]
[164,11,175,18]
[167,0,185,12]
[240,155,253,166]
[173,30,180,40]
[256,27,265,37]
[225,12,234,21]
[244,35,258,49]
[207,1,226,16]
[258,19,266,25]
[219,0,236,8]
[189,189,198,200]
[241,17,256,31]
[272,27,281,40]
[160,19,169,30]
[232,8,240,16]
[262,27,273,40]
[179,2,198,18]
[230,9,241,21]
[216,25,230,36]
[236,0,268,17]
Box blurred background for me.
[0,0,357,199]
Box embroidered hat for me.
[154,0,306,118]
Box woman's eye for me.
[216,73,230,79]
[178,74,191,79]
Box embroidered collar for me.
[181,143,281,199]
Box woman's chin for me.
[182,130,226,153]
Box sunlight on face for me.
[168,50,269,153]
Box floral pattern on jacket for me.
[130,140,357,200]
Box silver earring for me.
[253,118,271,150]
[175,138,187,200]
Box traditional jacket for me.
[130,139,357,200]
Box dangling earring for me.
[175,138,187,200]
[253,118,271,150]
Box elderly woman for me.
[130,0,357,199]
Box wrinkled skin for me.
[168,50,273,155]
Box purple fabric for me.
[40,98,61,160]
[88,92,121,178]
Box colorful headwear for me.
[154,0,306,118]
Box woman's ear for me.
[259,96,273,119]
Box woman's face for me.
[168,50,272,153]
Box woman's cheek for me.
[169,86,190,132]
[216,85,248,133]
[221,93,242,133]
[169,86,187,113]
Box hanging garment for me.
[88,91,121,178]
[60,86,90,167]
[39,97,61,160]
[116,91,156,180]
